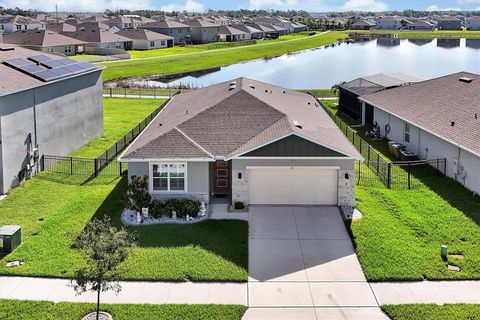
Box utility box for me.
[0,225,21,253]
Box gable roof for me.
[141,20,190,29]
[120,78,362,161]
[63,23,132,43]
[116,29,173,41]
[360,72,480,157]
[3,30,85,47]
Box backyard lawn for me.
[72,98,163,158]
[0,300,247,320]
[324,103,480,281]
[100,31,347,81]
[382,304,480,320]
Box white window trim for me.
[404,122,411,144]
[149,162,188,194]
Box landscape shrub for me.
[149,200,165,218]
[127,176,151,212]
[234,202,245,210]
[164,199,201,218]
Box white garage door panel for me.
[248,167,338,205]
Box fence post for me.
[70,157,73,175]
[408,162,411,190]
[40,155,45,171]
[377,154,380,174]
[367,146,371,162]
[109,88,112,98]
[119,161,123,177]
[387,163,392,189]
[94,159,98,178]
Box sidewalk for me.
[0,276,247,305]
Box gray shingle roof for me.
[360,72,480,157]
[121,78,362,161]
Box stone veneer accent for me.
[232,169,249,204]
[338,169,355,220]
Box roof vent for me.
[293,120,303,129]
[0,46,15,51]
[229,83,236,91]
[249,84,255,89]
[451,121,455,127]
[459,77,474,83]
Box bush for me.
[164,199,201,218]
[234,202,245,210]
[127,176,151,212]
[149,200,165,218]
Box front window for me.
[47,47,54,53]
[160,40,165,46]
[115,42,122,49]
[16,25,21,30]
[404,122,411,143]
[65,45,71,53]
[178,28,182,33]
[150,41,155,47]
[152,163,186,192]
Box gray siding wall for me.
[190,26,219,44]
[142,27,191,44]
[127,161,210,203]
[233,158,355,171]
[374,106,480,194]
[0,70,103,193]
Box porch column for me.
[361,101,366,126]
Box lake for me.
[132,38,480,89]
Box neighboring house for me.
[140,20,191,44]
[46,22,77,33]
[2,30,86,56]
[0,15,44,34]
[0,45,103,194]
[438,17,462,30]
[338,73,424,124]
[218,25,250,42]
[376,17,403,30]
[291,22,307,33]
[268,24,288,36]
[247,23,279,39]
[105,16,140,30]
[466,16,480,30]
[231,24,264,39]
[63,22,133,50]
[254,16,292,33]
[119,78,362,218]
[116,29,174,49]
[184,20,220,44]
[351,19,376,30]
[359,72,480,195]
[406,19,435,31]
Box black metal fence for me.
[321,104,446,189]
[41,155,125,178]
[186,39,257,50]
[103,87,188,98]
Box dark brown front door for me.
[213,160,231,195]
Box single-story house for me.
[231,24,264,39]
[140,20,191,45]
[2,30,86,56]
[247,23,279,39]
[338,73,424,125]
[116,29,174,49]
[62,23,133,50]
[218,26,250,42]
[376,17,403,30]
[466,16,480,30]
[184,20,220,44]
[351,19,376,30]
[104,16,141,30]
[0,45,103,194]
[359,72,480,194]
[406,19,435,31]
[119,78,362,217]
[438,17,462,30]
[0,15,44,34]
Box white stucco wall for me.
[373,106,480,194]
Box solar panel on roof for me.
[22,64,46,74]
[29,54,54,64]
[56,58,77,66]
[34,69,60,82]
[41,60,65,69]
[3,58,34,68]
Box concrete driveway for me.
[243,206,388,320]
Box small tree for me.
[71,217,135,320]
[127,175,151,212]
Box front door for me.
[213,160,231,195]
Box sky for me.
[1,0,480,13]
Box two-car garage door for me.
[247,167,338,205]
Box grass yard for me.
[382,304,480,320]
[100,31,347,81]
[0,176,248,281]
[323,104,480,281]
[349,29,480,39]
[72,98,163,158]
[0,300,247,320]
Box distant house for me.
[116,29,174,49]
[359,72,480,195]
[0,45,103,194]
[231,24,264,39]
[405,19,435,31]
[62,22,133,50]
[291,22,307,33]
[338,73,423,125]
[376,17,403,30]
[254,16,293,33]
[105,16,141,30]
[140,20,191,45]
[351,19,376,30]
[119,78,361,216]
[3,30,86,56]
[0,15,44,34]
[218,25,250,42]
[247,23,279,39]
[466,16,480,30]
[184,20,220,44]
[46,22,77,33]
[438,17,462,30]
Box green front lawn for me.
[382,304,480,320]
[72,98,163,158]
[0,300,246,320]
[0,177,248,281]
[100,31,347,81]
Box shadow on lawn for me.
[90,176,248,271]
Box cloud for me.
[0,0,153,11]
[248,0,299,10]
[426,4,462,11]
[160,0,205,12]
[341,0,388,12]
